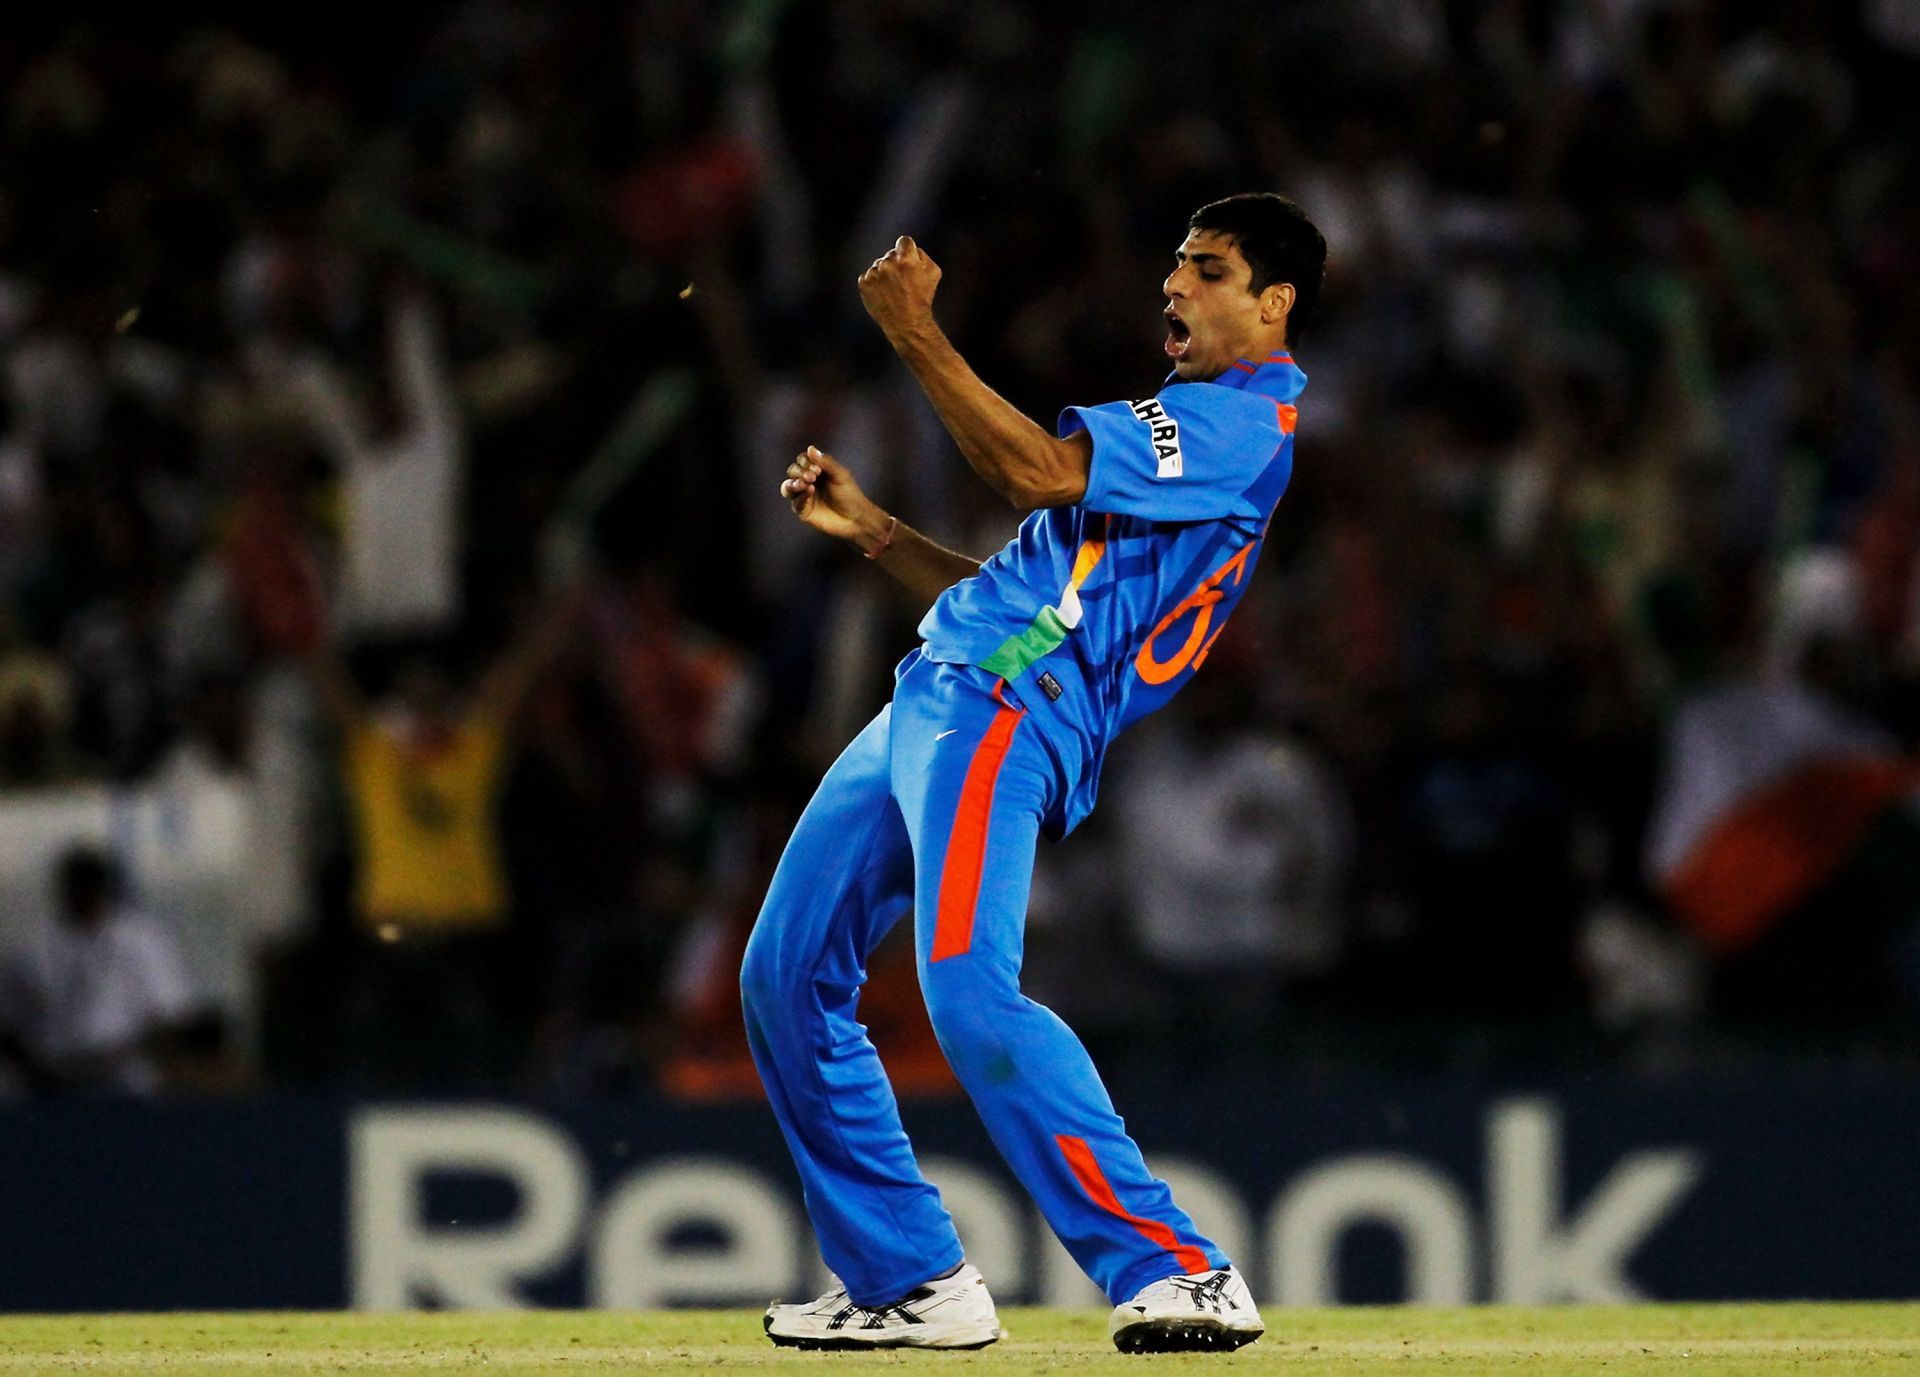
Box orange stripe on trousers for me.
[1055,1133,1211,1274]
[930,683,1025,963]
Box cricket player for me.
[745,193,1324,1352]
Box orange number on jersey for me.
[1133,541,1257,686]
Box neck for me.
[1244,330,1289,359]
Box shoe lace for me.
[1164,1273,1239,1312]
[829,1289,933,1329]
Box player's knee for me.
[739,926,798,1015]
[919,963,1014,1079]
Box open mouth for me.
[1164,310,1191,361]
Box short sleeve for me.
[1059,385,1284,522]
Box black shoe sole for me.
[764,1315,1000,1351]
[1114,1321,1264,1354]
[765,1335,1001,1351]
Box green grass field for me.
[3,1313,1920,1375]
[3,1306,1918,1375]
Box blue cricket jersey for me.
[917,352,1305,835]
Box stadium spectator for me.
[0,4,1917,1086]
[1108,650,1353,1053]
[0,844,198,1095]
[0,645,84,786]
[272,287,465,638]
[302,588,583,1084]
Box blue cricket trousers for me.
[740,651,1225,1307]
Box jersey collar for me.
[1168,352,1307,402]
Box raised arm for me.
[473,586,586,723]
[781,445,980,610]
[857,237,1091,509]
[302,640,367,729]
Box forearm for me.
[845,507,981,609]
[889,323,1087,508]
[475,585,583,721]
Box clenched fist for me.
[781,445,890,553]
[857,235,942,343]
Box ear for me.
[1261,282,1296,326]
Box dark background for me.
[1,0,1919,1099]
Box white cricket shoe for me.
[763,1262,1003,1350]
[1109,1267,1264,1353]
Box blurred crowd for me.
[3,0,1920,1096]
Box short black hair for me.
[1188,193,1327,347]
[56,844,119,911]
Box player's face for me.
[1162,231,1268,381]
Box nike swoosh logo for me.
[935,729,958,741]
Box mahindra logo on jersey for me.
[1129,398,1184,478]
